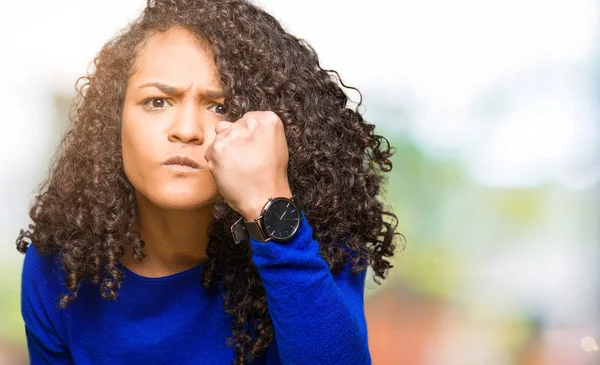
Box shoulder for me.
[22,244,62,280]
[21,244,71,356]
[21,244,66,307]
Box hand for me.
[204,111,293,221]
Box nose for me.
[167,102,205,145]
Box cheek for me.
[121,112,151,188]
[122,134,140,183]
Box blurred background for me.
[1,0,598,364]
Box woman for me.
[16,0,400,364]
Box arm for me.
[206,111,370,363]
[250,213,371,365]
[21,245,74,365]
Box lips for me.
[163,155,201,169]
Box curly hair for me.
[16,0,401,363]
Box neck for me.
[120,192,215,278]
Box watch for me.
[230,196,303,244]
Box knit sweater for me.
[21,213,371,364]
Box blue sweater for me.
[21,214,371,364]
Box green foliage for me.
[0,263,25,344]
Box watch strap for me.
[230,196,298,244]
[230,215,270,243]
[231,216,249,244]
[244,219,270,242]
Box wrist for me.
[240,187,293,221]
[231,194,302,245]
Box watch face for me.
[262,198,301,241]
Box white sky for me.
[0,0,598,189]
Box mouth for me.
[163,155,201,172]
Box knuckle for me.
[243,111,259,119]
[242,111,281,129]
[266,112,280,126]
[216,120,227,130]
[228,130,239,140]
[212,139,225,151]
[246,117,257,129]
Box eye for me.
[208,103,228,115]
[141,97,171,111]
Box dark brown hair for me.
[16,0,401,363]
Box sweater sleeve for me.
[21,245,74,365]
[249,213,371,365]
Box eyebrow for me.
[139,82,225,99]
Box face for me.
[122,27,226,210]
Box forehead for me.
[129,27,221,89]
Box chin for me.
[172,194,217,210]
[143,187,219,211]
